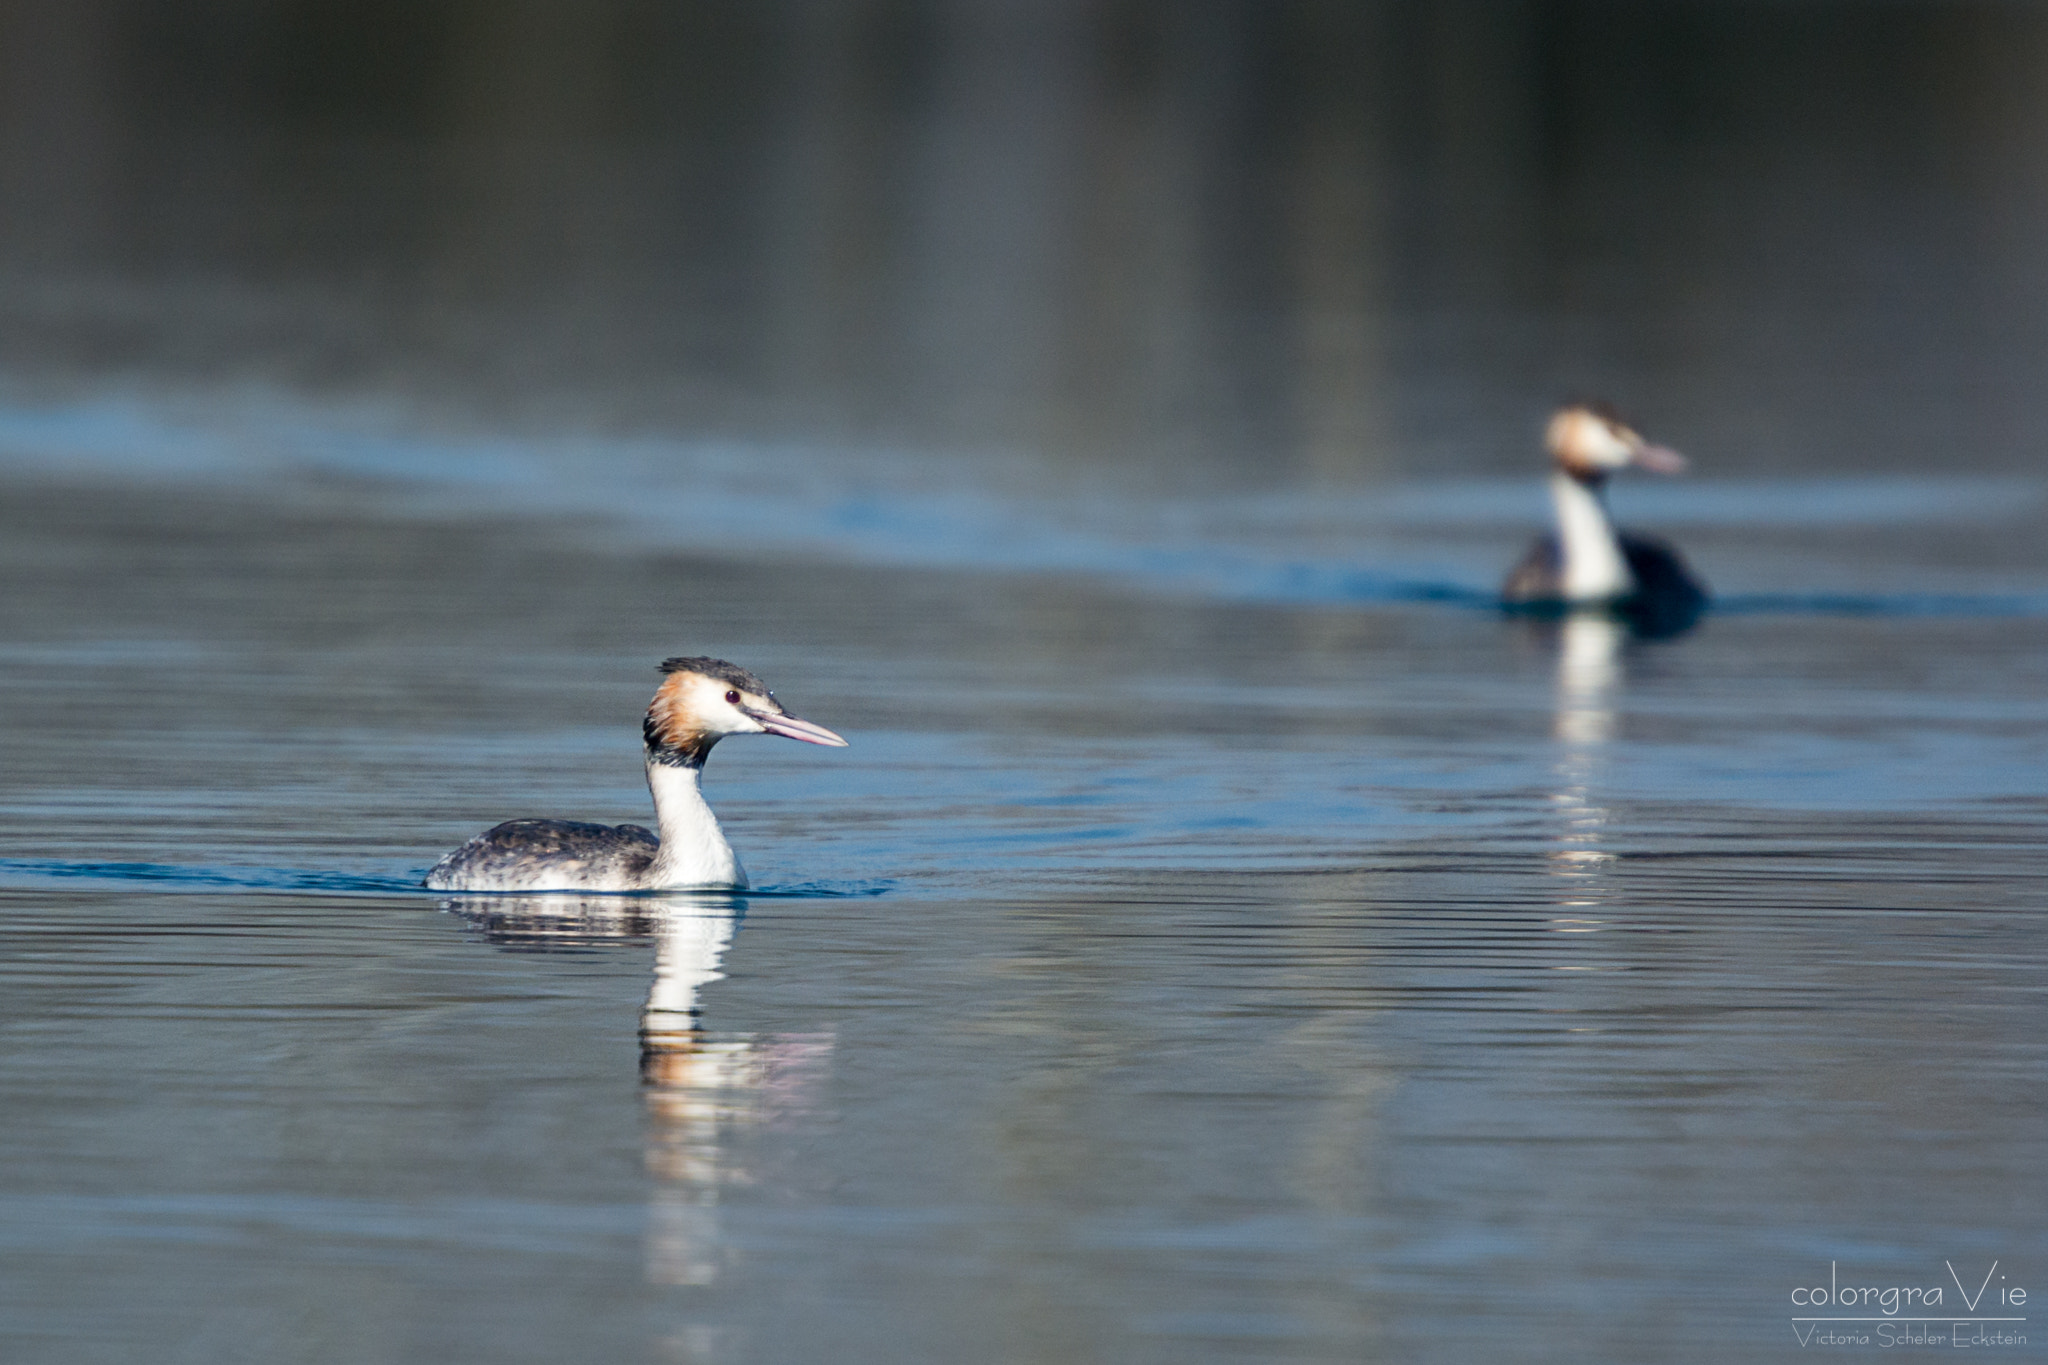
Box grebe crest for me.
[425,657,847,894]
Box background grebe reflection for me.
[1544,614,1626,935]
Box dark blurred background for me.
[2,0,2045,484]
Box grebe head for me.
[1546,402,1687,482]
[644,657,848,767]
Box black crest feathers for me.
[657,656,773,697]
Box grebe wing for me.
[1617,531,1709,637]
[1501,533,1563,603]
[1622,532,1703,593]
[424,818,659,891]
[1618,532,1708,602]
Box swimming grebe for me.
[424,657,847,892]
[1502,401,1708,636]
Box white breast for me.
[1549,471,1634,601]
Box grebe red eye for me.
[725,690,741,704]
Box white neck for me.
[644,760,747,890]
[1549,470,1633,601]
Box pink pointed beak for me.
[1630,442,1687,475]
[745,708,849,747]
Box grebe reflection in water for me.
[442,893,833,1288]
[1543,613,1624,936]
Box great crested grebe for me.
[424,657,847,893]
[1502,401,1708,636]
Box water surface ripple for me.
[0,465,2043,1365]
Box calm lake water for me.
[0,412,2043,1363]
[5,4,2048,1359]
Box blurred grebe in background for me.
[425,657,847,892]
[1502,402,1709,637]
